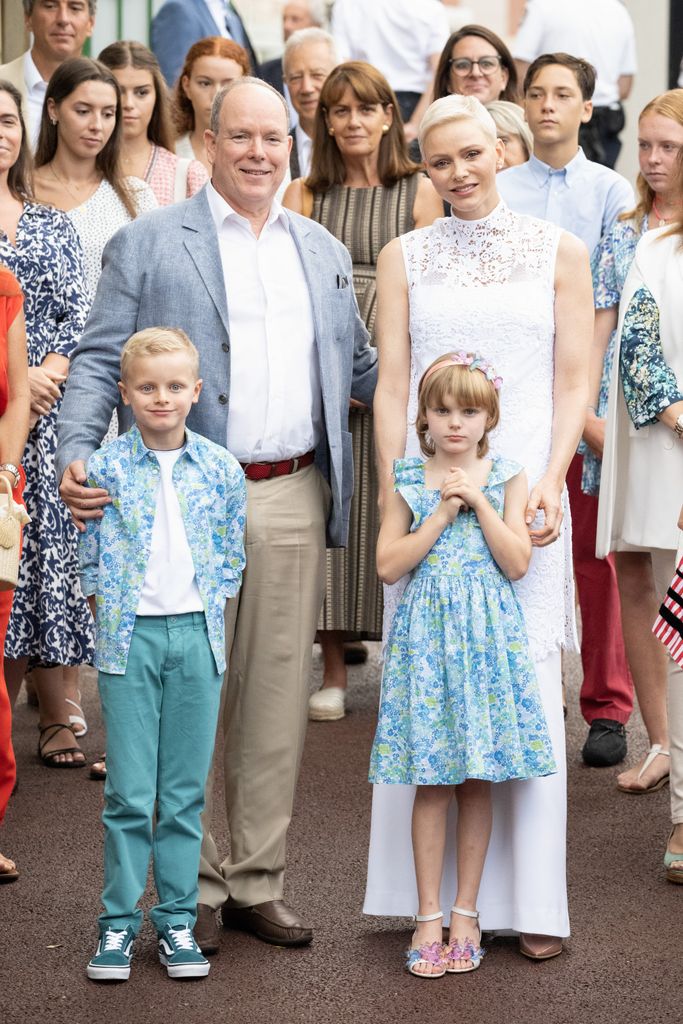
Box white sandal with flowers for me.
[405,911,446,979]
[444,906,484,973]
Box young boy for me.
[497,52,634,771]
[79,327,246,982]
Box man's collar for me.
[528,147,586,187]
[205,180,290,235]
[25,49,47,91]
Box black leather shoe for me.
[582,718,627,767]
[221,899,313,946]
[194,903,220,955]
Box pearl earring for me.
[328,127,335,136]
[382,124,389,134]
[50,118,57,126]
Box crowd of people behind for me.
[0,0,683,987]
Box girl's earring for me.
[328,126,335,136]
[50,118,58,126]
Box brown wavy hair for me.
[621,89,683,238]
[172,37,251,135]
[306,61,420,193]
[416,355,500,459]
[35,57,139,219]
[433,26,519,105]
[0,80,33,200]
[98,40,175,152]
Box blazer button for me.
[218,394,228,405]
[221,342,229,352]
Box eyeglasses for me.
[448,56,503,77]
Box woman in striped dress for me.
[284,62,442,719]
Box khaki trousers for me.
[199,464,329,907]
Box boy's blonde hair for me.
[120,327,200,380]
[416,353,501,458]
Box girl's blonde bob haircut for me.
[416,354,500,458]
[418,94,497,156]
[120,327,200,381]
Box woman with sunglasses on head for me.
[98,41,207,207]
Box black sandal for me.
[37,724,87,769]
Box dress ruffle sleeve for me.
[393,457,425,523]
[620,285,683,429]
[484,457,524,489]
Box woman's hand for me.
[526,476,564,546]
[582,410,606,459]
[27,365,66,416]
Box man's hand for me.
[60,460,110,533]
[526,477,564,547]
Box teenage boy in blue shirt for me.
[79,327,246,982]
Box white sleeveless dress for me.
[364,202,575,937]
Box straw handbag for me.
[0,475,30,591]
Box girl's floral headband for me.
[421,352,503,391]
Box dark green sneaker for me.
[86,926,135,981]
[158,922,210,979]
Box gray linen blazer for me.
[56,187,377,548]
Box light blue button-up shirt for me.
[497,148,634,257]
[79,426,246,675]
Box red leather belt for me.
[240,449,315,482]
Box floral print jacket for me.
[79,425,246,674]
[620,286,683,429]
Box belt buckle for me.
[291,457,299,475]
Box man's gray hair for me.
[23,0,97,14]
[282,0,327,27]
[210,76,290,135]
[282,27,337,77]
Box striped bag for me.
[653,559,683,667]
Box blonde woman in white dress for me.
[366,95,593,960]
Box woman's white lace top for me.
[387,201,576,661]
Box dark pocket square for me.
[336,275,349,289]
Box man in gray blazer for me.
[57,78,376,954]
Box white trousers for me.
[363,650,569,937]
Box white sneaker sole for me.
[86,963,131,981]
[308,705,345,721]
[159,954,210,978]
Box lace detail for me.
[384,202,577,663]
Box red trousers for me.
[0,586,16,825]
[566,454,633,725]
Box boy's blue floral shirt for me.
[79,425,246,675]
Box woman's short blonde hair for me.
[486,100,533,161]
[418,94,497,156]
[120,327,200,380]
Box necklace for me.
[48,161,100,204]
[652,198,679,227]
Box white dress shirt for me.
[332,0,449,94]
[24,51,48,148]
[204,0,230,37]
[513,0,637,108]
[294,123,313,179]
[205,182,321,462]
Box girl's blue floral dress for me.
[369,457,557,786]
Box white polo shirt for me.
[513,0,637,108]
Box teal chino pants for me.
[97,612,222,934]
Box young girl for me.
[369,352,557,979]
[98,41,207,206]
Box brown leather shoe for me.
[194,903,220,955]
[519,933,563,960]
[221,898,313,946]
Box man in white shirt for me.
[331,0,449,140]
[498,53,634,772]
[57,78,377,957]
[513,0,637,167]
[282,28,338,179]
[0,0,96,148]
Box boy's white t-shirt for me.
[136,446,204,616]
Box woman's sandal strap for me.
[451,906,479,920]
[415,911,444,922]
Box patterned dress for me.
[369,457,556,786]
[1,204,93,667]
[312,174,420,635]
[583,214,647,494]
[142,144,207,207]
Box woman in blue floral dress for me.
[369,353,556,980]
[588,90,683,796]
[0,81,92,767]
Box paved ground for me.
[1,646,680,1024]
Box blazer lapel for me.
[182,190,230,337]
